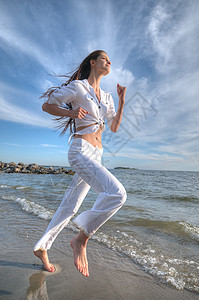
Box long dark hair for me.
[40,50,106,136]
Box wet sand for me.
[0,228,198,300]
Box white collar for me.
[79,79,111,96]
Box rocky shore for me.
[0,161,75,175]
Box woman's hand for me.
[70,107,89,119]
[117,83,126,102]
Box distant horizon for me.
[1,159,198,173]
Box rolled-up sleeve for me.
[106,94,116,129]
[45,81,76,106]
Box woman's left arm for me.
[111,83,126,132]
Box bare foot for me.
[33,250,55,273]
[71,235,89,277]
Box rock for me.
[40,170,48,174]
[17,165,23,170]
[28,167,35,172]
[0,162,5,169]
[9,161,16,166]
[41,167,48,171]
[28,163,38,169]
[67,169,75,175]
[18,162,24,165]
[52,170,59,174]
[14,168,21,173]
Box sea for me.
[0,168,199,294]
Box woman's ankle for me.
[76,230,89,245]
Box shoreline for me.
[1,219,198,300]
[1,163,199,296]
[1,169,199,298]
[0,161,75,175]
[1,202,198,299]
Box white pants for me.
[33,138,127,251]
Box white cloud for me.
[0,2,79,76]
[101,66,134,94]
[0,24,59,74]
[104,148,199,171]
[147,2,199,74]
[3,143,22,147]
[40,144,59,148]
[0,96,53,128]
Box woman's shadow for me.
[0,259,42,270]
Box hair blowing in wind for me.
[40,50,106,136]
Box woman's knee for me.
[116,184,127,206]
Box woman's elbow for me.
[42,103,48,112]
[110,125,117,133]
[110,121,117,132]
[112,128,117,133]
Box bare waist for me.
[68,121,105,147]
[76,122,98,132]
[74,123,104,149]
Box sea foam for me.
[2,194,199,293]
[2,195,54,220]
[179,221,199,241]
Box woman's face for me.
[93,53,111,75]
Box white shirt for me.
[45,79,116,144]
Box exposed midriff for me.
[74,122,103,149]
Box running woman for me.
[33,50,127,277]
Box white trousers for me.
[33,138,127,251]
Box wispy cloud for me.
[0,96,53,128]
[3,143,22,147]
[40,144,59,148]
[147,2,199,74]
[2,143,65,149]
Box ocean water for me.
[0,169,199,294]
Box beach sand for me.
[0,224,198,300]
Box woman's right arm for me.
[42,103,88,119]
[42,81,88,119]
[42,103,72,117]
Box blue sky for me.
[0,0,199,171]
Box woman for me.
[33,50,127,277]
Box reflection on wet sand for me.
[27,272,49,300]
[27,264,61,300]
